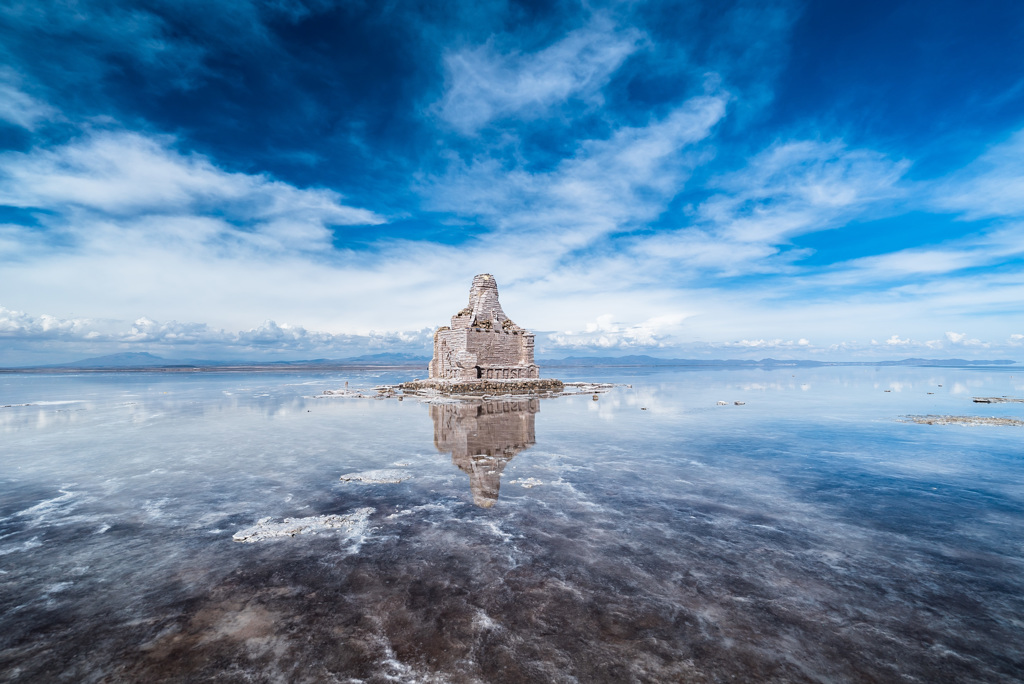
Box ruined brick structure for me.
[428,274,540,381]
[430,399,538,508]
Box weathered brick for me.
[427,274,543,381]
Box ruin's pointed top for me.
[468,273,506,325]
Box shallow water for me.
[1,366,1023,682]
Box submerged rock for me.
[232,508,373,543]
[339,469,411,484]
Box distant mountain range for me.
[21,352,433,369]
[47,352,199,368]
[538,355,1019,367]
[1,352,1016,371]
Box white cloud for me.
[802,224,1024,289]
[634,139,909,276]
[706,139,908,242]
[0,129,401,337]
[547,312,690,350]
[429,92,727,248]
[0,67,56,130]
[883,334,912,346]
[861,331,994,353]
[4,296,1020,365]
[943,331,987,348]
[0,35,1020,366]
[0,306,435,362]
[0,130,382,232]
[935,129,1024,219]
[0,306,97,339]
[722,338,810,349]
[438,16,644,133]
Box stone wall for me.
[428,274,540,381]
[400,378,563,395]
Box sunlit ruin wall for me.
[430,399,538,508]
[428,274,539,381]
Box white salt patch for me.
[233,507,374,543]
[472,609,500,631]
[339,469,412,484]
[479,519,514,542]
[510,477,544,488]
[386,502,452,519]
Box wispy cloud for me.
[0,130,384,256]
[437,15,644,134]
[0,67,56,130]
[705,139,909,242]
[935,129,1024,220]
[428,91,727,246]
[801,224,1024,290]
[634,139,910,276]
[722,338,811,350]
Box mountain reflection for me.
[430,399,538,508]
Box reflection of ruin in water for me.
[430,399,538,508]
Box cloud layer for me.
[1,1,1023,364]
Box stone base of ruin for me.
[399,378,564,396]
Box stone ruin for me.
[428,274,540,382]
[431,398,537,508]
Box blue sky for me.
[1,0,1023,364]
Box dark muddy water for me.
[1,367,1023,682]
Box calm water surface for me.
[1,367,1023,682]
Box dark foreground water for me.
[1,366,1023,683]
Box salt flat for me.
[1,366,1022,682]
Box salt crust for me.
[339,469,412,484]
[232,507,374,543]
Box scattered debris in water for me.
[900,415,1024,427]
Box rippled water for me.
[1,366,1023,682]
